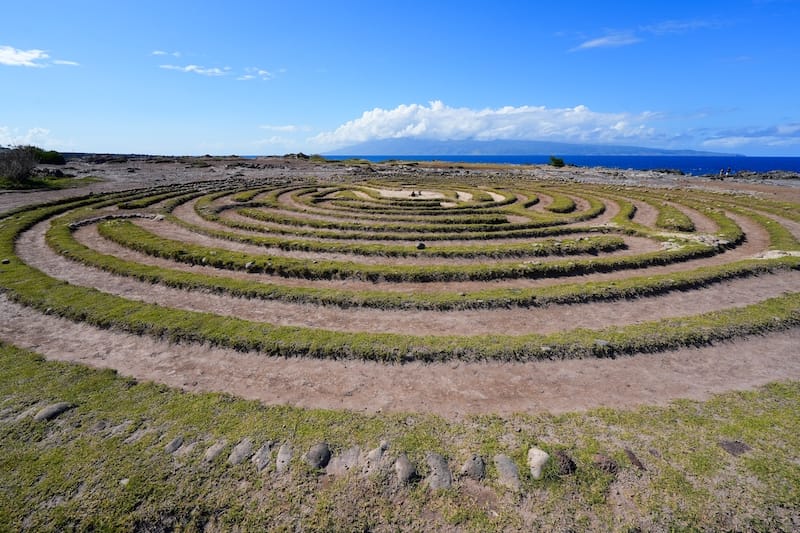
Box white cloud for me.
[311,101,660,149]
[572,18,719,52]
[0,45,79,67]
[260,124,306,132]
[160,64,229,76]
[238,67,274,81]
[573,32,641,50]
[0,126,54,147]
[702,122,800,149]
[0,45,50,67]
[152,50,181,57]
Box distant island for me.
[326,138,741,157]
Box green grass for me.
[1,342,798,530]
[0,175,102,190]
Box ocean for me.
[330,155,800,176]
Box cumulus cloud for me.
[311,101,660,149]
[160,64,230,76]
[0,126,54,147]
[0,45,78,67]
[0,45,49,67]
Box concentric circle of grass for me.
[2,175,799,363]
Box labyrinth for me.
[3,167,800,529]
[3,172,799,370]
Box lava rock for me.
[326,446,361,476]
[554,450,577,475]
[425,453,452,490]
[276,444,293,473]
[203,440,228,462]
[164,435,184,454]
[305,442,331,469]
[592,454,618,475]
[460,454,486,481]
[33,402,74,422]
[493,454,521,491]
[251,442,274,471]
[228,438,253,465]
[394,453,416,484]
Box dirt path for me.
[19,220,800,336]
[2,295,798,419]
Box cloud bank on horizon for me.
[309,101,800,154]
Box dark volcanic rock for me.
[425,453,452,490]
[719,439,752,456]
[305,442,331,469]
[33,402,74,422]
[460,454,486,481]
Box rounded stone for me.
[33,402,74,422]
[460,454,486,481]
[276,444,293,473]
[493,454,521,491]
[527,447,550,480]
[394,453,416,484]
[164,435,183,454]
[305,442,331,469]
[425,452,452,490]
[251,442,274,471]
[228,438,254,465]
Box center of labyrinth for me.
[1,175,799,412]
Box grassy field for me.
[1,342,798,531]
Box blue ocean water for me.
[331,155,800,176]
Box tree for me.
[549,155,565,168]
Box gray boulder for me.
[33,402,74,422]
[305,442,331,469]
[276,444,293,473]
[425,453,452,490]
[228,438,253,465]
[494,454,521,491]
[394,453,416,484]
[460,454,486,481]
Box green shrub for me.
[0,146,37,182]
[549,156,565,168]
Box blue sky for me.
[2,0,799,156]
